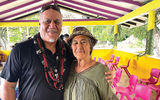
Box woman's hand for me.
[105,71,113,85]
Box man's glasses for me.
[40,5,61,14]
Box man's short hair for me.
[40,5,61,14]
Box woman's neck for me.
[75,56,96,73]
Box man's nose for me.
[50,21,56,28]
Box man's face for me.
[39,9,62,43]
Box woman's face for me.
[71,35,91,60]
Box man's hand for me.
[105,71,113,84]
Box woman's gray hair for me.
[88,38,94,55]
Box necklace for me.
[33,33,66,91]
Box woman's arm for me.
[98,66,119,100]
[1,78,17,100]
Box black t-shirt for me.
[0,38,75,100]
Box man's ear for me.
[39,23,41,29]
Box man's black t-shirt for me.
[1,38,74,100]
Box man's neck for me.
[44,41,57,54]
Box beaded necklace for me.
[33,33,66,91]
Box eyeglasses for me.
[40,5,61,14]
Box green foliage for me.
[1,27,38,45]
[86,25,112,41]
[114,34,118,47]
[145,29,154,55]
[9,27,21,43]
[0,23,148,50]
[120,25,147,41]
[129,40,145,48]
[22,13,40,20]
[9,27,26,43]
[0,27,7,49]
[28,27,39,36]
[85,25,147,47]
[85,24,148,48]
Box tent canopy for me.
[0,0,155,28]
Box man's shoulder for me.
[15,39,33,48]
[61,40,76,62]
[62,41,72,54]
[11,39,34,55]
[61,40,70,49]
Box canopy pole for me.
[69,26,73,34]
[114,24,118,49]
[145,10,155,55]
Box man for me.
[63,34,69,43]
[0,5,112,100]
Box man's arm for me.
[1,78,17,100]
[105,71,113,84]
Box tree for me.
[0,27,7,50]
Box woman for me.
[64,27,118,100]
